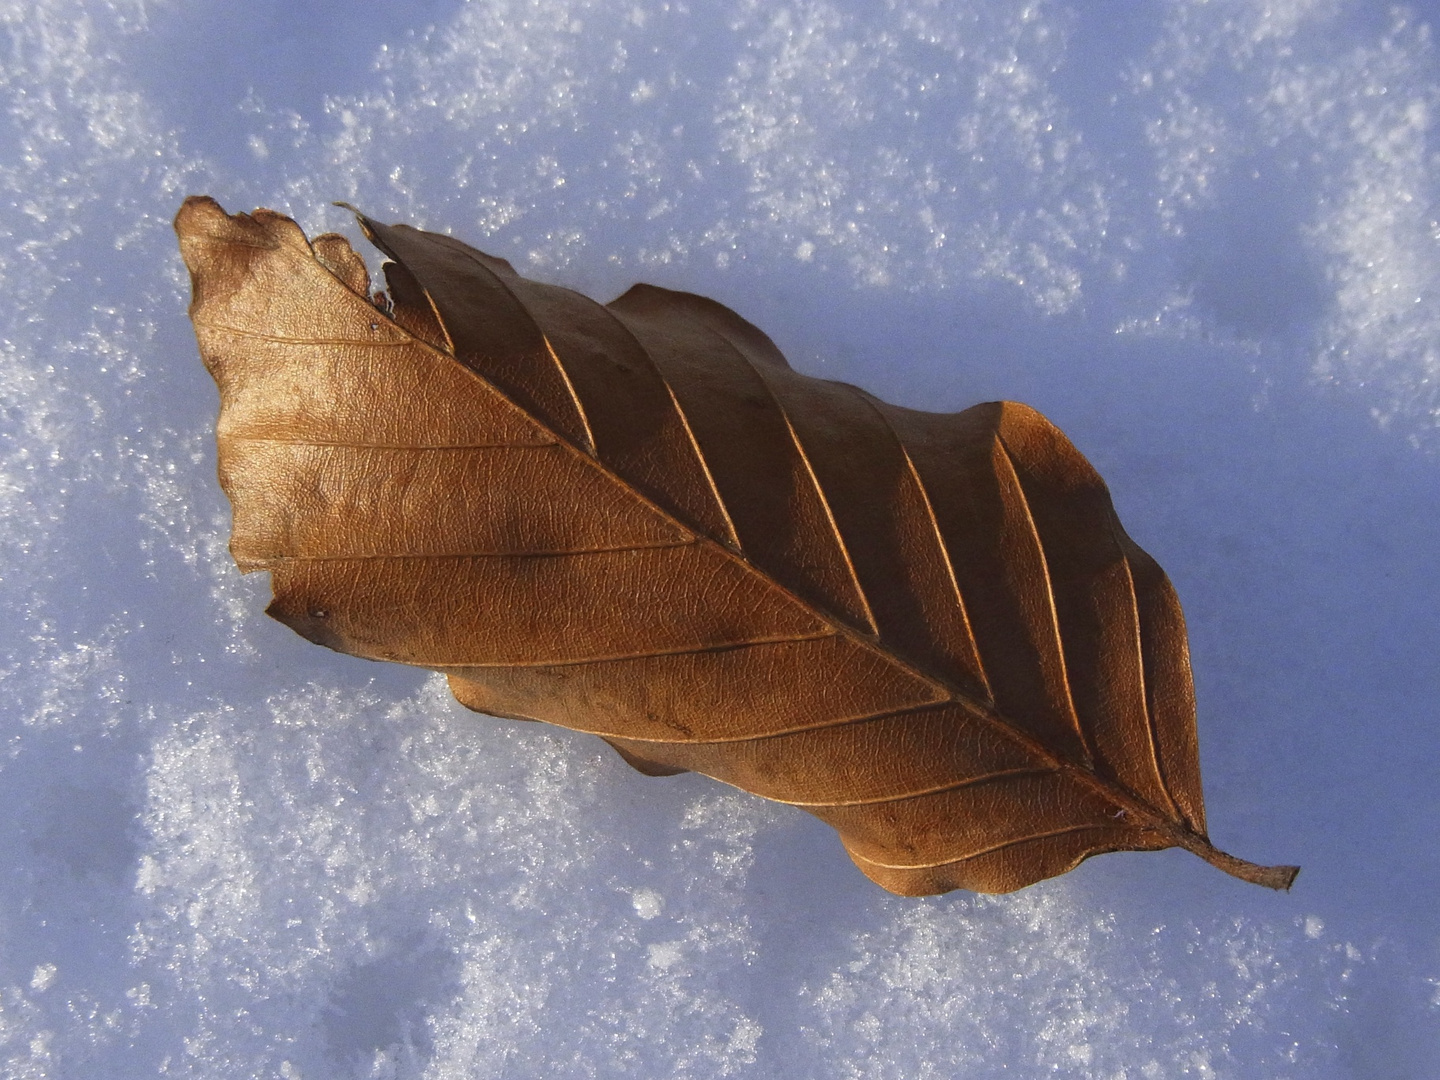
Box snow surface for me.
[3,0,1439,1075]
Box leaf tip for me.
[333,201,381,245]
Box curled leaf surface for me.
[176,196,1297,895]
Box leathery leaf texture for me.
[175,196,1297,896]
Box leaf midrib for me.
[322,218,1210,854]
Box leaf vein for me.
[993,432,1089,761]
[595,700,976,745]
[193,320,411,347]
[845,823,1118,871]
[230,437,559,450]
[761,766,1059,807]
[443,631,838,669]
[253,540,700,561]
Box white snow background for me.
[2,0,1439,1076]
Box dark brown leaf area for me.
[176,195,1297,895]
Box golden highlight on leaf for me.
[175,195,1298,896]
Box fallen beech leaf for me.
[175,195,1297,896]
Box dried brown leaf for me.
[175,196,1298,895]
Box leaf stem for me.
[1175,834,1300,890]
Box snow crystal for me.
[2,1,1439,1076]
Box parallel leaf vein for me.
[232,437,558,449]
[845,822,1116,871]
[591,296,741,546]
[445,630,838,670]
[1114,549,1183,822]
[768,766,1058,807]
[255,539,699,561]
[194,320,411,347]
[686,306,876,633]
[599,700,976,745]
[860,390,992,700]
[994,433,1089,761]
